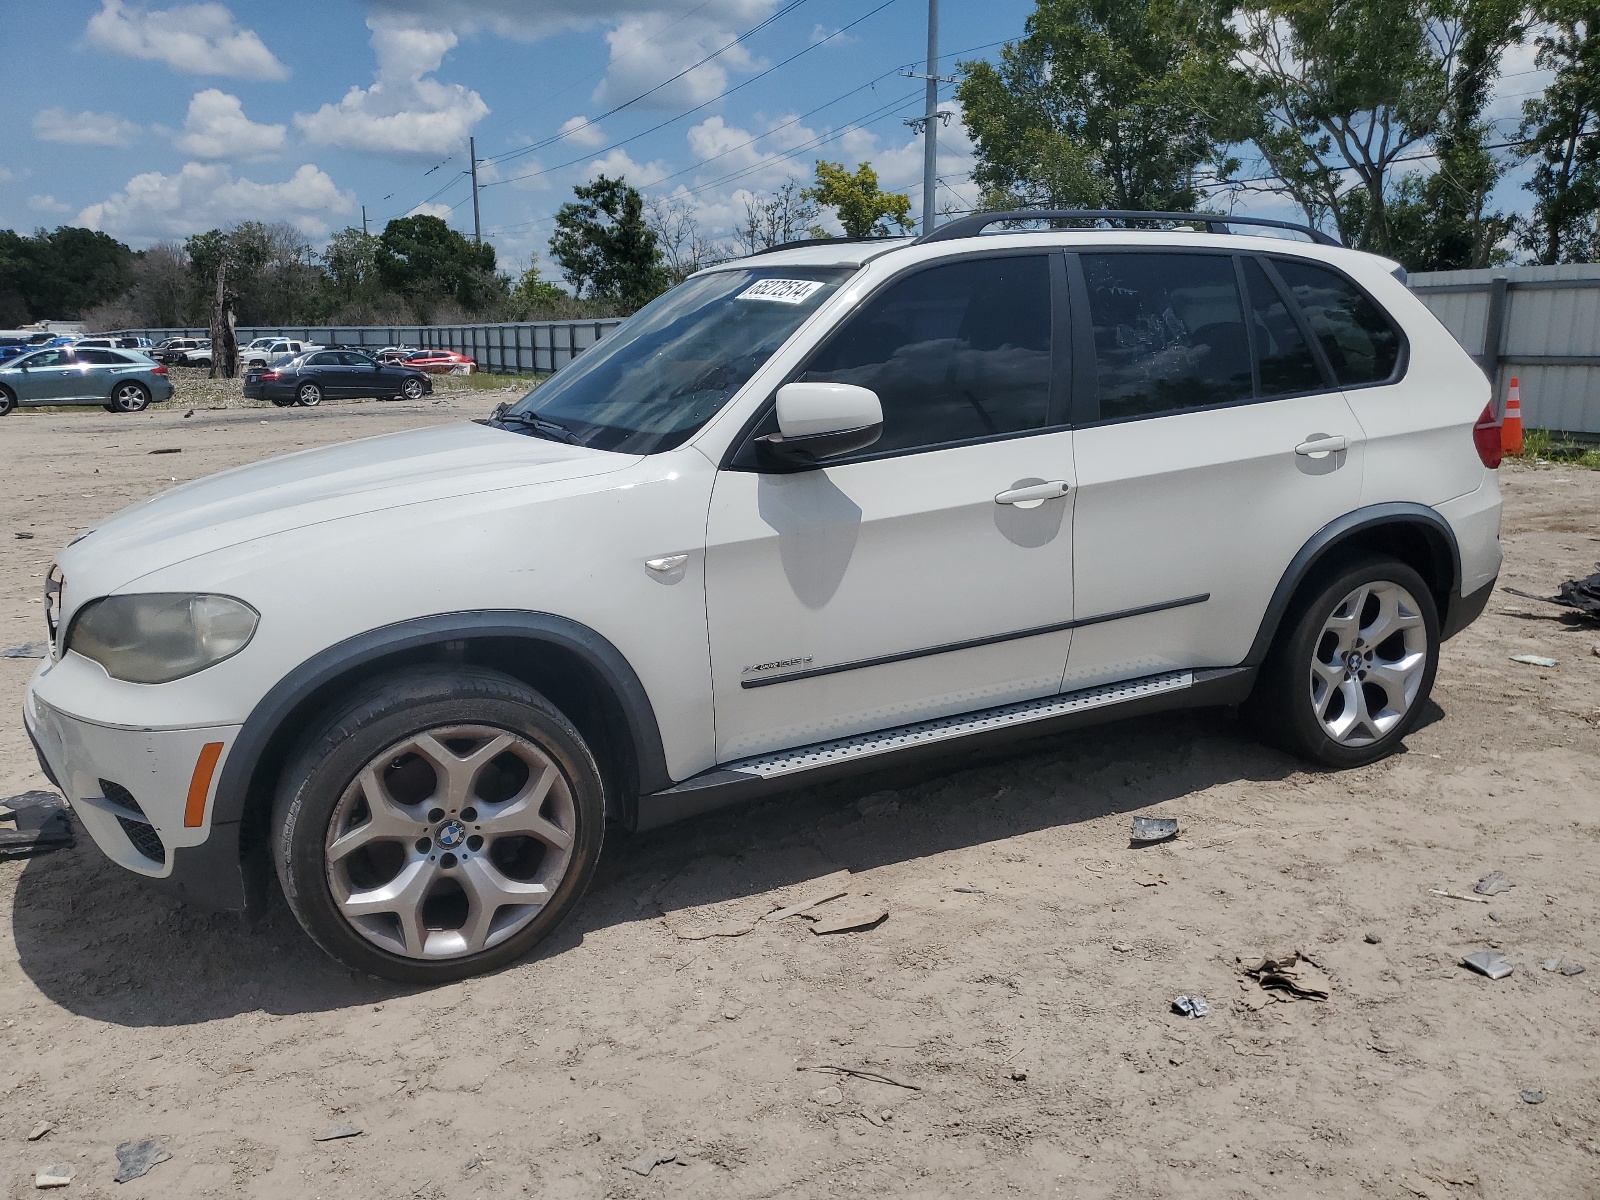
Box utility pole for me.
[469,136,482,244]
[361,205,368,238]
[920,0,938,236]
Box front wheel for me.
[296,382,322,407]
[271,666,605,983]
[0,387,16,415]
[402,377,426,400]
[110,381,150,413]
[1244,558,1439,768]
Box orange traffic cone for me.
[1502,378,1524,456]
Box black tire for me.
[109,380,150,413]
[271,665,606,983]
[1243,557,1439,768]
[0,386,17,415]
[402,377,426,400]
[296,382,322,407]
[270,398,295,408]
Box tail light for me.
[1473,401,1503,469]
[150,364,168,375]
[260,370,280,381]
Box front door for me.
[1064,250,1366,688]
[706,253,1077,762]
[17,349,80,403]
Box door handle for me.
[995,480,1070,505]
[1294,434,1349,457]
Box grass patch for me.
[1512,428,1600,470]
[433,371,545,392]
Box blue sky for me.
[0,0,1555,273]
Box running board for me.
[634,667,1250,831]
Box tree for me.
[1516,4,1600,263]
[549,176,667,309]
[646,195,719,282]
[957,0,1246,213]
[510,257,572,315]
[0,225,135,322]
[733,179,820,253]
[322,227,382,307]
[805,161,913,237]
[1234,0,1524,257]
[375,214,502,318]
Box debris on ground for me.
[1430,888,1490,904]
[313,1124,363,1142]
[28,1122,53,1140]
[764,872,851,922]
[809,901,889,935]
[1365,932,1383,944]
[813,1085,843,1105]
[1009,1067,1029,1081]
[671,909,775,940]
[799,1064,921,1091]
[1509,653,1559,667]
[624,1148,679,1177]
[1130,816,1178,844]
[147,447,182,455]
[1243,951,1334,1001]
[954,885,985,894]
[1521,1089,1546,1104]
[854,791,900,818]
[1461,950,1515,980]
[1541,958,1586,975]
[1505,564,1600,621]
[34,1163,74,1189]
[113,1137,171,1183]
[1,643,47,659]
[14,530,34,539]
[1135,872,1168,887]
[1172,994,1210,1018]
[1474,870,1515,895]
[0,791,75,860]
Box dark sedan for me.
[242,349,434,407]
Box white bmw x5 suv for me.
[23,210,1504,982]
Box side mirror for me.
[758,382,883,468]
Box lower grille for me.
[100,778,166,864]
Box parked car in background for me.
[178,340,215,368]
[75,335,155,353]
[153,337,202,364]
[376,345,420,363]
[242,338,320,368]
[242,348,432,406]
[403,348,476,374]
[0,345,173,413]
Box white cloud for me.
[86,0,288,81]
[33,107,141,146]
[595,12,756,110]
[405,201,454,219]
[29,195,72,214]
[294,17,488,156]
[176,89,287,159]
[76,162,354,243]
[0,165,26,184]
[586,148,670,187]
[559,115,607,148]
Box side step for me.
[731,670,1193,779]
[635,668,1232,830]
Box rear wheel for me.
[110,381,149,413]
[272,666,605,983]
[296,382,322,407]
[1245,558,1439,768]
[0,387,15,415]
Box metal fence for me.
[1409,263,1600,435]
[117,319,625,376]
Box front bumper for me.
[23,682,241,883]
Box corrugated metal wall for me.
[119,319,624,376]
[1409,264,1600,435]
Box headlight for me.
[66,593,259,684]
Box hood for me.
[61,420,635,589]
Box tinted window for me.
[1242,258,1325,397]
[18,349,68,368]
[1272,259,1401,385]
[339,351,374,366]
[1083,253,1251,420]
[306,352,340,365]
[74,349,128,365]
[800,255,1052,455]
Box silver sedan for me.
[0,346,176,415]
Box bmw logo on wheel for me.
[436,820,467,850]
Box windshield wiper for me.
[489,407,581,444]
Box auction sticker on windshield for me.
[737,278,826,304]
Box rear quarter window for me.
[1272,259,1403,387]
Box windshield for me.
[497,265,854,454]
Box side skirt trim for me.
[740,593,1210,689]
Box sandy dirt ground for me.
[2,391,1598,1199]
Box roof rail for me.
[744,234,911,257]
[917,209,1341,248]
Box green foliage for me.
[805,161,913,237]
[1516,4,1600,264]
[323,227,382,304]
[376,214,503,318]
[1235,0,1523,261]
[957,0,1247,213]
[549,176,667,310]
[0,226,135,323]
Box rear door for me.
[1064,249,1366,688]
[300,351,344,393]
[71,348,134,398]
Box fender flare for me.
[212,610,672,830]
[1243,502,1462,667]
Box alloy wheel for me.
[1308,580,1429,747]
[403,378,424,400]
[324,724,578,960]
[113,382,148,412]
[298,383,321,406]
